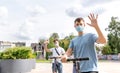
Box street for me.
[28,61,120,73]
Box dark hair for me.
[53,39,59,43]
[74,17,84,23]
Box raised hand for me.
[87,13,99,28]
[44,40,49,45]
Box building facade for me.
[0,41,26,52]
[31,43,46,59]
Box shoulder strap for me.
[55,48,60,55]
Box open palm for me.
[87,13,98,28]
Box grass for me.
[98,60,111,62]
[36,59,52,63]
[36,59,120,63]
[98,59,120,62]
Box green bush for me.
[102,45,112,55]
[0,47,36,59]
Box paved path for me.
[27,61,120,73]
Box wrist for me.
[64,54,68,59]
[45,43,48,45]
[94,24,99,29]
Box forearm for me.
[61,48,72,62]
[95,25,106,44]
[65,48,72,57]
[44,44,51,52]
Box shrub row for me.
[0,47,36,59]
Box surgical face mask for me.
[55,43,59,47]
[54,42,59,47]
[75,25,84,32]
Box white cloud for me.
[15,19,35,40]
[65,4,105,17]
[0,6,8,18]
[0,6,8,25]
[14,5,47,41]
[26,5,47,17]
[80,0,114,7]
[65,5,88,17]
[0,0,120,46]
[0,20,8,25]
[65,0,118,18]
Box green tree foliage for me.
[50,32,59,40]
[105,17,120,54]
[102,44,112,55]
[59,39,70,51]
[59,33,75,51]
[64,33,75,40]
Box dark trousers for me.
[72,64,98,73]
[52,62,63,73]
[81,71,98,73]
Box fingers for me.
[44,40,49,44]
[61,55,67,63]
[61,58,67,63]
[88,13,98,20]
[96,14,98,19]
[88,15,91,20]
[86,23,92,27]
[90,13,95,19]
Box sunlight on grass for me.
[36,59,52,63]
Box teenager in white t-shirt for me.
[44,39,65,73]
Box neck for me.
[78,31,84,36]
[55,46,59,48]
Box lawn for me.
[36,59,120,63]
[36,59,52,63]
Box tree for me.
[50,32,59,39]
[102,44,112,55]
[59,39,70,51]
[64,33,75,40]
[105,17,120,54]
[59,33,75,51]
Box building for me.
[31,43,46,59]
[0,41,26,52]
[13,42,26,47]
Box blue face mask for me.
[75,25,84,32]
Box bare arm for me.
[94,24,106,44]
[44,40,51,52]
[87,13,106,44]
[44,44,51,52]
[65,48,73,57]
[61,48,73,62]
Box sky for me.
[0,0,120,46]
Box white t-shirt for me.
[50,47,65,63]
